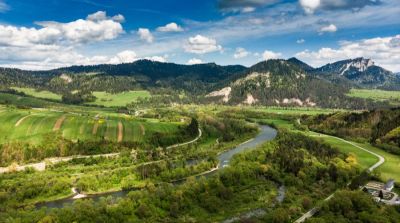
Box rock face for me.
[314,57,400,89]
[206,87,232,102]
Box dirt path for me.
[166,128,202,149]
[53,115,66,131]
[15,114,33,127]
[139,123,145,136]
[117,122,123,142]
[92,122,98,135]
[79,124,84,135]
[294,133,385,223]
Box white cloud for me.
[233,47,250,59]
[319,24,337,33]
[300,0,321,14]
[295,34,400,71]
[156,23,183,32]
[186,58,204,65]
[262,50,282,60]
[296,38,305,44]
[144,56,167,62]
[109,50,138,64]
[137,28,154,43]
[184,35,222,54]
[86,11,125,23]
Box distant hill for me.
[0,58,396,108]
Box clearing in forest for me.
[53,115,66,131]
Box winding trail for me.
[294,132,385,223]
[15,114,34,127]
[166,128,202,149]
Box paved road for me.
[294,133,385,223]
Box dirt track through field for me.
[79,124,84,135]
[15,114,33,127]
[139,124,145,136]
[117,122,123,142]
[53,115,66,131]
[92,122,99,135]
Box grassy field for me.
[87,91,151,107]
[11,87,62,101]
[0,108,181,144]
[347,88,400,105]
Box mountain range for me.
[0,57,398,109]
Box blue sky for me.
[0,0,399,71]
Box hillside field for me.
[0,108,181,144]
[11,87,62,101]
[347,88,400,105]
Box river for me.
[36,125,278,209]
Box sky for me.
[0,0,399,71]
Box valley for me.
[1,57,400,222]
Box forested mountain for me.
[312,57,400,90]
[0,58,396,108]
[206,59,386,109]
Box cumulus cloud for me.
[187,58,204,65]
[233,47,250,59]
[144,56,167,62]
[86,11,125,23]
[297,39,305,44]
[300,0,381,14]
[295,35,400,71]
[137,28,154,43]
[109,50,138,64]
[300,0,320,14]
[184,35,222,54]
[156,23,183,32]
[218,0,279,13]
[262,50,282,60]
[319,24,337,33]
[0,0,9,12]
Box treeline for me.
[304,107,400,155]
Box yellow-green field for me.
[347,88,400,105]
[86,91,151,107]
[11,87,62,101]
[0,108,180,144]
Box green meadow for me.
[11,87,62,101]
[87,91,151,107]
[0,108,181,144]
[347,88,400,105]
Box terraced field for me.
[0,108,181,144]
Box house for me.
[384,179,395,191]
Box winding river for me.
[36,125,278,209]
